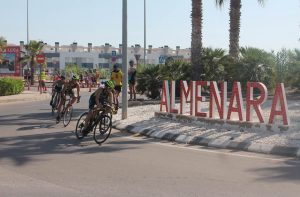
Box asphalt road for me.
[1,94,300,197]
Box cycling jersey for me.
[54,80,64,92]
[64,82,78,97]
[89,87,112,110]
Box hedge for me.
[0,77,24,96]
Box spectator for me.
[111,64,123,108]
[128,60,136,101]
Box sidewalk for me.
[112,100,300,158]
[0,90,51,104]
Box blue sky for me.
[1,0,299,52]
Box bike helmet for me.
[72,74,79,80]
[104,80,115,90]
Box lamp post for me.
[27,0,29,44]
[144,0,146,67]
[26,0,30,81]
[122,0,128,119]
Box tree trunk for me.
[229,0,241,60]
[30,57,35,85]
[191,0,203,81]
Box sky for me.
[1,0,299,52]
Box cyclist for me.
[50,75,65,106]
[56,74,81,123]
[82,80,115,135]
[111,64,122,108]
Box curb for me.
[113,121,300,158]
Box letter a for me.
[227,82,244,121]
[269,83,290,125]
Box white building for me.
[22,41,192,74]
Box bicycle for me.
[75,105,113,144]
[50,90,61,115]
[23,79,30,90]
[58,96,81,127]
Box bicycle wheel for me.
[93,114,112,144]
[75,112,88,139]
[51,93,58,115]
[63,105,73,127]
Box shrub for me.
[136,65,162,99]
[0,77,24,96]
[159,61,192,97]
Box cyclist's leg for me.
[67,91,77,108]
[82,97,96,133]
[56,96,65,122]
[114,86,121,108]
[50,90,56,105]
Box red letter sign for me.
[209,81,227,119]
[227,82,244,121]
[246,82,267,123]
[160,80,170,112]
[269,83,290,125]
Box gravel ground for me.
[113,97,300,148]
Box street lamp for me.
[122,0,128,119]
[144,0,146,67]
[27,0,29,44]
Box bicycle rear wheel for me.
[75,112,88,139]
[93,114,112,144]
[63,105,73,127]
[51,93,58,115]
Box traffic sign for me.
[159,55,165,64]
[36,54,45,64]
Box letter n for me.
[209,81,227,119]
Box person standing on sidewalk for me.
[39,68,47,93]
[128,60,136,101]
[111,64,122,108]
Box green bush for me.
[0,77,24,96]
[136,65,162,99]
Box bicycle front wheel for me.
[75,112,88,139]
[63,106,73,127]
[93,114,112,144]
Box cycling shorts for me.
[65,89,75,97]
[89,95,107,110]
[54,85,62,92]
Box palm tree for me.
[215,0,264,59]
[0,36,6,63]
[20,40,45,85]
[191,0,204,80]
